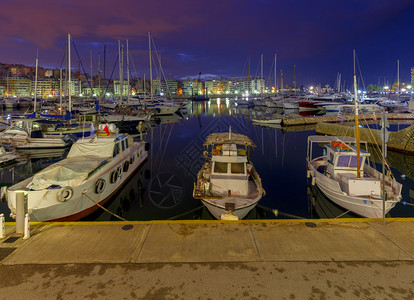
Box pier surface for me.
[1,219,414,299]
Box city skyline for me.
[0,0,413,89]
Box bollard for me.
[23,213,30,239]
[0,213,5,238]
[16,192,25,234]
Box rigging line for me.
[150,37,173,99]
[71,40,96,99]
[102,55,119,97]
[355,52,366,90]
[82,191,127,221]
[266,59,275,89]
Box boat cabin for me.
[6,119,60,138]
[325,141,369,177]
[210,143,250,196]
[67,133,132,160]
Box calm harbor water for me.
[1,100,414,221]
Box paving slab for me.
[2,223,146,264]
[368,219,414,259]
[250,221,413,261]
[134,222,259,263]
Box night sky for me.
[1,0,413,89]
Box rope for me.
[82,191,127,221]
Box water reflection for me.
[1,100,414,220]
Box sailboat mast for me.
[397,59,400,97]
[59,69,62,115]
[247,52,250,96]
[68,33,71,116]
[34,49,38,112]
[127,39,130,99]
[90,48,93,93]
[261,54,263,94]
[353,50,361,178]
[149,32,153,101]
[274,54,277,93]
[294,64,296,95]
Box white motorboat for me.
[306,136,402,218]
[0,119,75,149]
[5,133,149,221]
[193,127,265,219]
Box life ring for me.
[110,170,118,183]
[213,149,220,156]
[331,141,350,151]
[94,178,106,194]
[123,161,130,172]
[57,186,73,202]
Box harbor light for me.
[384,86,389,90]
[407,85,412,89]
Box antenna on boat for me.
[353,50,361,178]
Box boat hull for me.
[7,141,148,221]
[201,197,261,220]
[308,160,399,218]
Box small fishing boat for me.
[306,51,402,218]
[193,127,265,219]
[4,131,149,221]
[306,136,402,218]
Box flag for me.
[103,125,110,136]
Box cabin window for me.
[349,156,363,168]
[121,140,126,151]
[337,156,350,167]
[231,163,245,174]
[32,123,41,131]
[214,162,228,173]
[113,143,120,157]
[125,138,129,149]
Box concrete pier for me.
[315,122,414,154]
[282,112,414,126]
[1,219,413,299]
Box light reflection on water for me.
[1,101,414,221]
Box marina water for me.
[1,100,414,221]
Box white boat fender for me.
[220,213,239,220]
[94,179,106,194]
[311,176,316,186]
[0,186,7,202]
[307,170,311,178]
[57,186,74,202]
[110,170,118,184]
[117,166,123,180]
